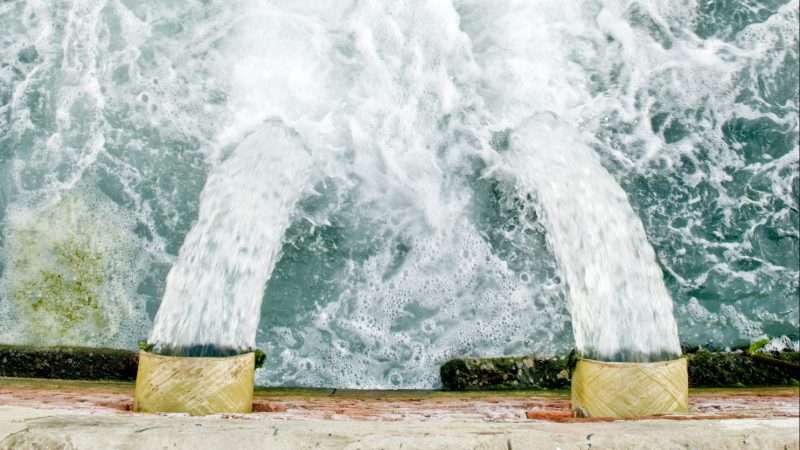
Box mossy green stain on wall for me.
[12,238,106,335]
[2,193,148,347]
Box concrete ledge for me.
[688,350,800,387]
[441,350,800,390]
[1,405,798,450]
[0,345,138,381]
[440,355,570,390]
[2,344,798,389]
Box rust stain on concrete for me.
[0,378,796,423]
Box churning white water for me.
[149,0,682,361]
[149,123,314,353]
[3,0,796,387]
[502,117,680,360]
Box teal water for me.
[0,0,797,388]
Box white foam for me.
[2,0,797,386]
[149,122,315,352]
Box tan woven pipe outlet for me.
[134,351,255,415]
[570,357,688,418]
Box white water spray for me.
[149,123,313,353]
[5,0,793,386]
[149,0,681,361]
[502,117,680,360]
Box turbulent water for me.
[149,123,314,354]
[500,117,681,361]
[0,0,797,387]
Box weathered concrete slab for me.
[1,378,797,449]
[1,405,798,450]
[1,377,797,422]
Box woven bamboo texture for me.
[571,357,688,418]
[134,351,254,415]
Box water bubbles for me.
[16,45,38,64]
[0,192,150,347]
[388,370,403,386]
[149,122,314,353]
[2,0,795,386]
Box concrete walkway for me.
[2,406,798,449]
[0,379,797,449]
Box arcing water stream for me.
[1,0,797,387]
[502,117,681,361]
[149,123,314,355]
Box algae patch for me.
[2,194,148,346]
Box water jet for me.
[0,0,788,395]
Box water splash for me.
[149,122,314,354]
[501,117,680,361]
[149,0,680,365]
[0,0,796,387]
